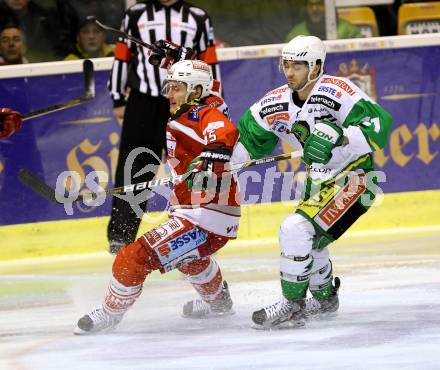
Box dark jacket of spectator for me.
[1,0,59,61]
[56,0,125,56]
[63,16,114,60]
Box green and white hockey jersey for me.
[238,74,393,182]
[237,84,303,158]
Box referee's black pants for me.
[108,89,170,250]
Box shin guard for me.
[179,257,223,303]
[103,276,142,317]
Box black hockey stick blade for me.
[23,59,95,121]
[18,168,96,204]
[18,169,63,204]
[83,59,95,99]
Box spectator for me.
[3,0,58,61]
[0,25,28,65]
[64,16,113,60]
[285,0,362,41]
[107,0,221,254]
[56,0,125,56]
[0,2,19,31]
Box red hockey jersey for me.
[166,100,240,238]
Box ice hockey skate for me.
[182,281,234,318]
[109,241,125,254]
[73,307,122,335]
[252,297,306,330]
[304,277,341,319]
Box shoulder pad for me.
[204,95,224,108]
[264,85,290,97]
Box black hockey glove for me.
[148,40,196,69]
[186,144,232,192]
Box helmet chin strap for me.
[185,86,194,102]
[296,64,322,93]
[186,88,203,105]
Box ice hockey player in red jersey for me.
[0,108,22,139]
[74,60,240,334]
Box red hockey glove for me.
[148,40,196,69]
[0,108,22,139]
[187,144,232,192]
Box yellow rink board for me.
[0,189,439,261]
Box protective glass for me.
[161,80,188,98]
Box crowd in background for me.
[0,0,124,65]
[0,0,437,65]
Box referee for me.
[108,0,220,253]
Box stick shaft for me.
[83,150,303,198]
[23,60,95,121]
[19,151,303,204]
[95,20,160,53]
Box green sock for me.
[281,279,308,301]
[310,280,333,301]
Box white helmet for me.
[163,60,213,101]
[281,35,326,90]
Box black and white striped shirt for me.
[109,0,220,106]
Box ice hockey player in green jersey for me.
[231,35,393,329]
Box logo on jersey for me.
[266,112,290,126]
[262,86,289,98]
[266,112,290,134]
[154,228,207,268]
[203,121,224,136]
[170,21,197,32]
[168,228,207,252]
[317,85,342,98]
[166,132,177,157]
[259,103,289,119]
[310,166,331,174]
[260,94,282,106]
[226,224,239,234]
[308,95,341,111]
[317,173,366,229]
[143,218,184,248]
[321,77,356,96]
[188,106,205,121]
[308,107,327,114]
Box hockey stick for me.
[18,150,303,204]
[22,59,95,121]
[229,150,303,172]
[95,20,163,54]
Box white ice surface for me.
[1,248,440,370]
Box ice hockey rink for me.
[1,227,439,370]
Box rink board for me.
[0,189,439,261]
[0,34,439,227]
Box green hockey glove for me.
[303,121,344,165]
